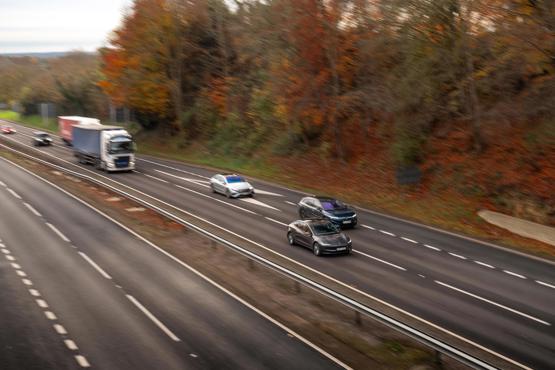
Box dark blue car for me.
[298,196,357,228]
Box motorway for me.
[0,155,344,369]
[2,121,555,369]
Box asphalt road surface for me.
[0,156,344,370]
[2,121,555,369]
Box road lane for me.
[0,157,343,370]
[3,119,555,369]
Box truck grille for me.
[115,156,130,168]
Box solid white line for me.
[0,148,527,370]
[16,270,27,277]
[78,252,112,280]
[536,280,555,289]
[0,180,6,187]
[361,224,375,230]
[401,237,418,244]
[448,252,467,260]
[75,355,90,367]
[435,280,550,326]
[11,263,21,269]
[353,250,407,271]
[64,339,78,350]
[22,278,32,285]
[29,289,40,297]
[503,270,526,279]
[126,295,181,342]
[423,244,441,251]
[265,217,288,227]
[24,202,42,217]
[36,299,49,308]
[144,173,169,183]
[7,188,21,199]
[285,201,297,206]
[379,230,396,237]
[45,311,57,320]
[474,261,494,269]
[174,184,258,215]
[45,223,71,243]
[54,324,67,334]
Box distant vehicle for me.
[287,219,352,256]
[32,131,53,146]
[210,174,254,198]
[73,125,135,172]
[58,116,101,145]
[298,196,357,228]
[1,125,16,134]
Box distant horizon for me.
[0,50,98,57]
[0,0,131,54]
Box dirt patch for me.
[0,149,469,370]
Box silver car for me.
[210,174,255,198]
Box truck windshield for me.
[109,137,134,154]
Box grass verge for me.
[0,110,57,132]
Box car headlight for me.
[107,162,114,167]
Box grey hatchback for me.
[287,219,352,256]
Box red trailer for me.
[58,116,101,145]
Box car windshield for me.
[37,134,49,138]
[311,222,338,235]
[320,199,345,211]
[226,176,245,184]
[109,137,134,154]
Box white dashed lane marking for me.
[265,217,288,227]
[401,237,418,244]
[503,270,526,279]
[29,289,40,297]
[78,252,112,280]
[24,202,42,217]
[11,263,21,269]
[361,224,375,230]
[0,180,6,187]
[36,299,49,308]
[75,355,91,368]
[143,173,169,183]
[46,223,71,243]
[16,270,27,277]
[7,188,22,199]
[448,252,467,260]
[474,261,494,269]
[536,280,555,289]
[22,279,33,285]
[45,311,57,320]
[353,250,407,271]
[435,280,550,326]
[54,324,68,335]
[64,339,78,351]
[6,255,15,261]
[126,295,181,342]
[285,201,297,206]
[379,230,396,237]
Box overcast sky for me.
[0,0,132,53]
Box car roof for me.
[34,131,48,135]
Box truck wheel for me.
[94,159,102,170]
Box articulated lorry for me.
[73,125,135,172]
[58,116,101,145]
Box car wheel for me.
[210,184,216,193]
[299,209,305,219]
[287,232,295,246]
[313,242,321,256]
[225,189,231,198]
